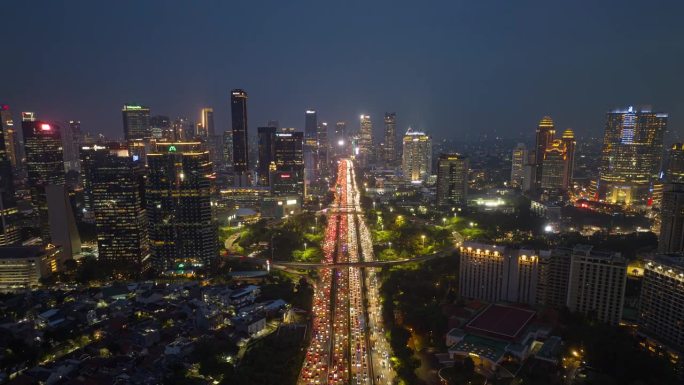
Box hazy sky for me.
[3,0,684,142]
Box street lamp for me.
[442,217,447,225]
[388,241,392,249]
[421,235,426,248]
[304,242,307,250]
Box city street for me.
[298,159,395,385]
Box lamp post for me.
[304,242,307,250]
[421,235,426,248]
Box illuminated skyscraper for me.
[510,143,527,188]
[90,146,149,274]
[666,143,684,183]
[334,121,348,158]
[436,153,469,206]
[560,129,576,189]
[597,106,667,206]
[199,107,215,137]
[146,142,217,271]
[383,113,397,166]
[534,116,555,189]
[62,120,82,172]
[541,140,568,190]
[231,89,249,186]
[358,114,373,167]
[150,115,171,140]
[122,104,151,141]
[22,118,65,242]
[317,121,329,177]
[303,110,318,188]
[0,108,19,245]
[401,128,432,182]
[658,183,684,253]
[0,105,19,170]
[257,126,276,186]
[273,129,305,197]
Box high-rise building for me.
[146,142,217,271]
[0,105,19,170]
[534,116,556,189]
[383,113,397,166]
[305,109,317,139]
[566,245,626,325]
[458,242,539,305]
[658,183,684,253]
[597,106,667,206]
[91,147,149,274]
[436,153,469,206]
[257,126,277,186]
[333,121,348,158]
[150,115,171,140]
[357,114,373,167]
[199,108,215,138]
[401,128,432,182]
[666,143,684,183]
[510,143,527,188]
[639,256,684,353]
[46,184,81,262]
[62,120,82,172]
[122,104,151,141]
[171,117,194,141]
[303,110,318,188]
[317,121,329,177]
[22,119,66,242]
[561,129,576,189]
[541,139,568,190]
[0,108,19,246]
[230,89,249,186]
[273,130,304,197]
[536,248,572,309]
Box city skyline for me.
[3,1,684,141]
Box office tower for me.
[257,126,277,186]
[90,147,149,273]
[62,120,82,172]
[81,144,114,221]
[303,110,318,189]
[199,108,215,138]
[536,248,572,309]
[383,113,397,166]
[566,245,626,325]
[150,115,171,140]
[658,183,684,253]
[0,245,60,291]
[46,184,81,262]
[317,122,329,177]
[534,116,556,189]
[172,117,193,141]
[357,115,373,167]
[222,130,233,173]
[1,105,19,170]
[458,242,539,305]
[541,139,568,190]
[510,143,527,188]
[122,104,151,141]
[334,121,348,158]
[146,142,217,271]
[561,129,576,188]
[666,143,684,183]
[401,128,432,182]
[0,109,19,245]
[436,153,469,206]
[22,119,66,242]
[273,130,305,197]
[230,89,249,186]
[639,256,684,353]
[598,106,667,206]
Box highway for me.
[297,159,396,385]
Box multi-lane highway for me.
[298,159,395,385]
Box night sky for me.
[3,0,684,142]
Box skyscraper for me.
[436,153,469,206]
[146,142,217,271]
[0,108,19,246]
[541,139,568,190]
[317,121,329,177]
[560,129,576,189]
[383,113,397,166]
[334,121,348,158]
[0,105,19,171]
[199,107,215,138]
[273,130,304,197]
[122,104,151,141]
[91,147,149,274]
[62,120,82,172]
[230,89,249,186]
[257,126,277,186]
[150,115,171,140]
[534,116,555,189]
[401,128,432,182]
[598,106,667,206]
[358,115,373,167]
[658,183,684,253]
[303,110,318,189]
[510,143,527,188]
[666,143,684,183]
[22,118,66,242]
